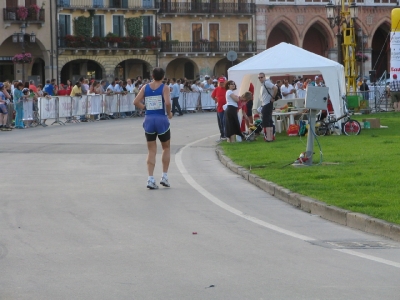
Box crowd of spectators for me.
[1,73,226,131]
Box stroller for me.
[245,114,276,142]
[245,116,263,141]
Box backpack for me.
[299,120,307,136]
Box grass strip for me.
[220,112,400,225]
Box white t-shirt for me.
[226,90,238,107]
[281,84,295,100]
[260,79,275,106]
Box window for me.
[59,14,71,37]
[6,0,18,7]
[238,24,248,42]
[143,16,154,37]
[161,23,171,41]
[113,15,124,36]
[94,15,105,37]
[109,0,128,8]
[25,0,37,5]
[93,0,104,7]
[59,14,71,47]
[192,23,202,42]
[57,0,70,6]
[209,24,219,42]
[143,0,153,8]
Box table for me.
[272,110,303,133]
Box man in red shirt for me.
[211,77,227,141]
[29,80,38,95]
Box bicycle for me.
[314,98,361,136]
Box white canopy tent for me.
[227,42,346,117]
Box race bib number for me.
[145,95,163,110]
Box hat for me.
[315,76,319,80]
[212,79,218,82]
[218,77,226,83]
[253,114,260,119]
[204,75,210,79]
[394,74,397,79]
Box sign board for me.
[305,86,329,110]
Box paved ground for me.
[1,113,400,299]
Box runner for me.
[133,67,173,189]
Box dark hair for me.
[225,80,236,90]
[152,67,165,81]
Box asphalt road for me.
[1,113,400,299]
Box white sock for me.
[148,176,154,182]
[162,172,168,179]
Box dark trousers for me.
[171,97,182,115]
[217,111,226,138]
[261,102,273,127]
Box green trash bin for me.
[347,95,361,109]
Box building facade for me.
[157,0,256,79]
[256,0,395,80]
[0,0,56,84]
[56,0,256,83]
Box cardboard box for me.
[362,118,380,128]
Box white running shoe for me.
[160,177,170,187]
[147,180,158,190]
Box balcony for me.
[160,41,256,53]
[58,35,160,53]
[56,0,159,10]
[158,1,255,15]
[3,8,45,24]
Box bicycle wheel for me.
[315,120,328,136]
[342,119,361,136]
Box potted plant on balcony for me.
[12,53,33,64]
[105,33,122,47]
[142,36,160,49]
[17,6,28,21]
[355,52,368,62]
[90,36,106,48]
[127,36,141,48]
[29,4,40,20]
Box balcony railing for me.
[3,8,45,22]
[160,41,257,53]
[58,35,160,49]
[58,36,256,53]
[56,0,159,9]
[158,2,256,14]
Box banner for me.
[89,95,102,115]
[119,93,135,112]
[200,92,216,109]
[38,97,56,119]
[185,92,199,110]
[390,8,400,79]
[22,98,34,120]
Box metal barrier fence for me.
[36,92,216,124]
[347,87,391,113]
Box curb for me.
[216,148,400,242]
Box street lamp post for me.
[12,24,36,83]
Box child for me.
[238,91,253,133]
